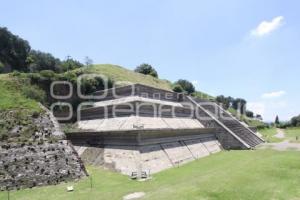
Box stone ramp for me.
[103,146,140,174]
[202,137,222,154]
[183,139,210,159]
[140,145,173,173]
[160,142,194,165]
[80,146,104,165]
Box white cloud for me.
[261,90,286,99]
[251,16,284,37]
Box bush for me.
[246,111,254,118]
[61,58,84,72]
[134,63,158,78]
[39,70,56,79]
[172,84,184,93]
[174,79,195,94]
[80,76,114,95]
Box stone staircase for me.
[192,98,264,148]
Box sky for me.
[1,0,299,121]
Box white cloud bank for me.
[261,90,286,99]
[251,16,284,37]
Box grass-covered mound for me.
[0,74,42,112]
[80,64,172,90]
[1,149,300,200]
[0,74,47,141]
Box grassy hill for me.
[77,64,173,90]
[0,74,41,112]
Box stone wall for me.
[0,106,87,190]
[74,134,222,175]
[0,141,85,190]
[93,84,183,102]
[80,102,194,120]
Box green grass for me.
[74,64,213,98]
[0,74,41,112]
[285,127,300,143]
[79,64,173,90]
[1,150,300,200]
[259,127,284,143]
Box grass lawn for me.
[1,149,300,200]
[285,127,300,143]
[259,127,284,143]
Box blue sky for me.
[1,0,299,121]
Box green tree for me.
[27,50,61,72]
[0,61,4,73]
[275,115,280,125]
[172,84,184,93]
[134,63,158,78]
[216,95,235,109]
[246,111,254,118]
[174,79,195,95]
[61,57,83,72]
[232,98,247,115]
[256,114,263,121]
[0,27,31,71]
[84,56,93,67]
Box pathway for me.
[257,128,300,151]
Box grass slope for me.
[259,127,284,143]
[2,150,300,200]
[0,74,40,112]
[80,64,173,90]
[74,64,213,98]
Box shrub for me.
[80,76,114,95]
[39,70,56,79]
[172,84,184,93]
[174,79,195,94]
[134,63,158,78]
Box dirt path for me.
[274,128,285,139]
[258,129,300,151]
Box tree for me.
[0,27,31,71]
[275,115,280,125]
[246,111,254,118]
[0,61,4,73]
[27,50,61,72]
[172,84,184,93]
[256,114,263,121]
[232,98,247,115]
[84,56,93,67]
[216,95,235,109]
[134,63,158,78]
[174,79,195,95]
[61,57,83,72]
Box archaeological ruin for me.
[67,84,264,176]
